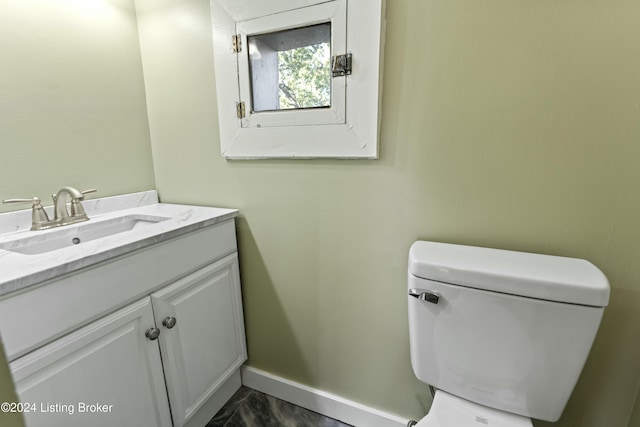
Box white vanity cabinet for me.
[151,253,246,427]
[0,217,246,427]
[10,298,173,427]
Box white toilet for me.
[407,241,610,426]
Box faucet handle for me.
[79,189,97,197]
[2,197,52,231]
[3,197,42,206]
[69,189,96,219]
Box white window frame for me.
[210,0,385,159]
[237,2,346,128]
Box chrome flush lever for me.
[409,289,440,304]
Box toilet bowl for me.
[408,241,609,424]
[415,390,532,427]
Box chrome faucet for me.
[2,187,96,230]
[52,187,96,225]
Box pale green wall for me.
[630,393,640,427]
[0,0,155,213]
[140,0,640,425]
[2,0,639,426]
[0,0,154,420]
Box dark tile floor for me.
[206,386,354,427]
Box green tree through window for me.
[278,43,330,109]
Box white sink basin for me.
[0,214,170,255]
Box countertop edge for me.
[0,207,239,298]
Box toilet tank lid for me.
[409,241,610,307]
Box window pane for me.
[248,23,331,112]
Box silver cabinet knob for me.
[162,317,177,329]
[145,327,161,340]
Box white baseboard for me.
[241,366,412,427]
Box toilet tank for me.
[408,241,609,422]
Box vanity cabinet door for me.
[9,298,172,427]
[151,252,247,427]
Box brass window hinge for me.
[232,34,242,53]
[236,101,246,119]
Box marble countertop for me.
[0,191,238,297]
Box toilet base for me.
[413,390,532,427]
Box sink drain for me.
[72,237,81,245]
